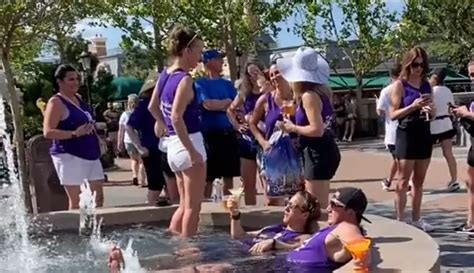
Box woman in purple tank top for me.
[276,47,340,209]
[227,191,321,253]
[389,47,435,232]
[250,63,294,206]
[227,60,268,206]
[43,64,104,209]
[148,26,206,238]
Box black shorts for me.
[302,136,341,180]
[160,152,174,178]
[432,129,456,144]
[238,135,257,160]
[203,130,240,181]
[142,148,166,192]
[387,144,397,159]
[395,122,432,160]
[468,146,474,167]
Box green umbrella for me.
[111,77,144,101]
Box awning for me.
[329,68,470,91]
[111,77,144,100]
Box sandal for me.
[156,197,171,207]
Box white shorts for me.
[167,132,207,172]
[52,153,105,186]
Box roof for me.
[111,77,143,100]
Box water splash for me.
[78,180,145,272]
[0,94,42,272]
[79,180,97,236]
[122,239,145,273]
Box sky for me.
[75,1,406,51]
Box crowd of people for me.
[41,23,474,272]
[376,50,474,233]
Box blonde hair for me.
[127,94,139,111]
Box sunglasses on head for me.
[411,62,424,69]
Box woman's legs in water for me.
[181,162,206,237]
[440,138,458,184]
[169,172,185,234]
[64,186,81,209]
[395,159,414,221]
[241,158,257,205]
[411,159,430,221]
[305,180,329,209]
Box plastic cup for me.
[345,238,371,272]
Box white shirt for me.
[377,84,398,146]
[119,111,132,144]
[430,85,454,135]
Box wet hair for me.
[400,46,430,80]
[297,191,322,233]
[167,25,200,57]
[390,63,402,79]
[53,64,78,91]
[238,59,266,98]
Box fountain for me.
[0,97,42,272]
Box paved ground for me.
[104,138,474,272]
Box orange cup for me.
[345,238,371,273]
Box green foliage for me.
[404,0,474,71]
[90,69,117,106]
[120,41,156,80]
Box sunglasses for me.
[411,62,424,69]
[285,202,305,213]
[329,199,345,209]
[185,33,199,48]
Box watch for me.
[231,212,241,221]
[71,131,77,138]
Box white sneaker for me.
[411,218,434,232]
[443,181,461,192]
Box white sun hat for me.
[276,47,330,85]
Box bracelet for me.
[231,212,241,221]
[271,238,277,250]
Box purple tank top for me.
[158,69,202,136]
[286,225,347,271]
[400,80,431,108]
[243,92,262,115]
[295,90,335,143]
[264,93,283,139]
[50,95,100,160]
[242,224,303,247]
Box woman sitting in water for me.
[229,190,321,253]
[107,191,320,272]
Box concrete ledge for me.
[335,215,440,273]
[33,205,440,272]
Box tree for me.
[403,0,474,71]
[294,0,408,100]
[120,42,156,80]
[0,1,63,213]
[98,0,294,80]
[176,0,294,80]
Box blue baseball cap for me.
[202,49,225,64]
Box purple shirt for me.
[158,70,202,136]
[286,225,347,271]
[295,90,335,145]
[127,98,158,150]
[50,95,100,160]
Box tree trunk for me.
[1,50,34,214]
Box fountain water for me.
[0,97,42,272]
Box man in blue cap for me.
[195,49,240,197]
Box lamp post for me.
[79,51,92,104]
[236,47,242,80]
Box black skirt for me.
[395,119,432,160]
